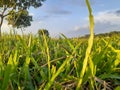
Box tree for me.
[38,29,49,37]
[0,0,45,37]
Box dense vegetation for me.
[0,31,120,90]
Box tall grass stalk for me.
[76,0,94,89]
[42,31,51,80]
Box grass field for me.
[0,0,120,90]
[0,32,120,90]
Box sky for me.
[2,0,120,37]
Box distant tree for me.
[0,0,45,37]
[6,10,32,28]
[38,29,49,37]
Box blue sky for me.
[2,0,120,37]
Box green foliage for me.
[6,10,32,28]
[0,0,45,9]
[38,29,49,37]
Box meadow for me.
[0,0,120,90]
[0,31,120,90]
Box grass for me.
[0,31,120,90]
[0,0,120,89]
[77,0,94,89]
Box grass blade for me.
[76,0,94,89]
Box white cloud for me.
[82,9,120,30]
[67,9,120,37]
[95,10,120,25]
[93,9,120,34]
[83,9,120,25]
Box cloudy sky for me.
[2,0,120,37]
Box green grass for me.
[77,0,94,89]
[0,31,120,90]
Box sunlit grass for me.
[0,0,120,89]
[0,31,120,90]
